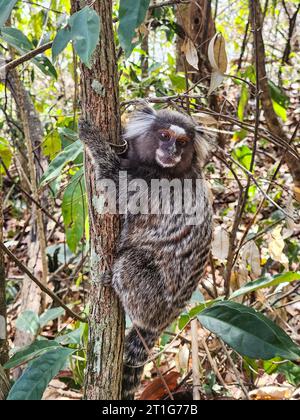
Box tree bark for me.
[71,0,125,400]
[8,70,49,353]
[0,174,9,368]
[250,0,300,196]
[176,0,215,79]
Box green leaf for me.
[272,100,287,122]
[198,301,300,361]
[0,27,32,51]
[169,74,187,92]
[178,313,190,330]
[69,6,101,67]
[188,297,222,318]
[230,272,300,300]
[52,26,72,62]
[62,168,87,253]
[16,311,40,336]
[56,326,84,346]
[278,362,300,387]
[268,80,289,109]
[40,139,83,186]
[237,85,249,121]
[232,145,252,171]
[0,0,18,27]
[39,308,65,328]
[7,348,74,400]
[0,27,57,78]
[42,129,62,160]
[4,340,61,370]
[0,137,12,173]
[118,0,150,57]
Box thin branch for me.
[0,41,53,74]
[201,337,227,389]
[220,341,250,400]
[191,319,201,400]
[149,0,190,10]
[0,241,87,323]
[133,324,174,400]
[0,157,64,230]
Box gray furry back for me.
[79,108,213,400]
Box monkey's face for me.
[124,108,206,174]
[155,124,194,169]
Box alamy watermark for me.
[95,171,206,226]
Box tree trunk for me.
[8,70,49,354]
[250,0,300,196]
[0,174,9,368]
[176,0,215,80]
[71,0,125,400]
[176,0,224,145]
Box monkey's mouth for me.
[156,150,181,168]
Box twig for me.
[191,319,201,400]
[220,340,250,400]
[201,337,227,389]
[0,241,87,323]
[233,121,300,264]
[149,0,190,10]
[0,41,53,74]
[133,325,174,400]
[221,150,297,221]
[0,157,64,230]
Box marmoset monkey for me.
[79,107,213,400]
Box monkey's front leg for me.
[78,120,120,181]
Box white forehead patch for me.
[170,125,186,136]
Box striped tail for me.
[122,326,159,400]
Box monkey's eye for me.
[159,130,171,141]
[176,136,189,146]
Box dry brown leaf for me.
[208,33,228,73]
[140,371,180,400]
[249,386,293,400]
[192,112,219,126]
[268,226,289,268]
[176,343,189,372]
[212,226,229,260]
[241,240,261,278]
[181,37,199,70]
[207,33,228,95]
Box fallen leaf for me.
[249,386,293,400]
[140,371,180,400]
[177,343,189,372]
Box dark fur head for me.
[123,107,209,175]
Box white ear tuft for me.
[124,107,157,140]
[194,129,215,168]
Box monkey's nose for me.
[164,140,176,154]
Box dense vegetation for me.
[0,0,299,401]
